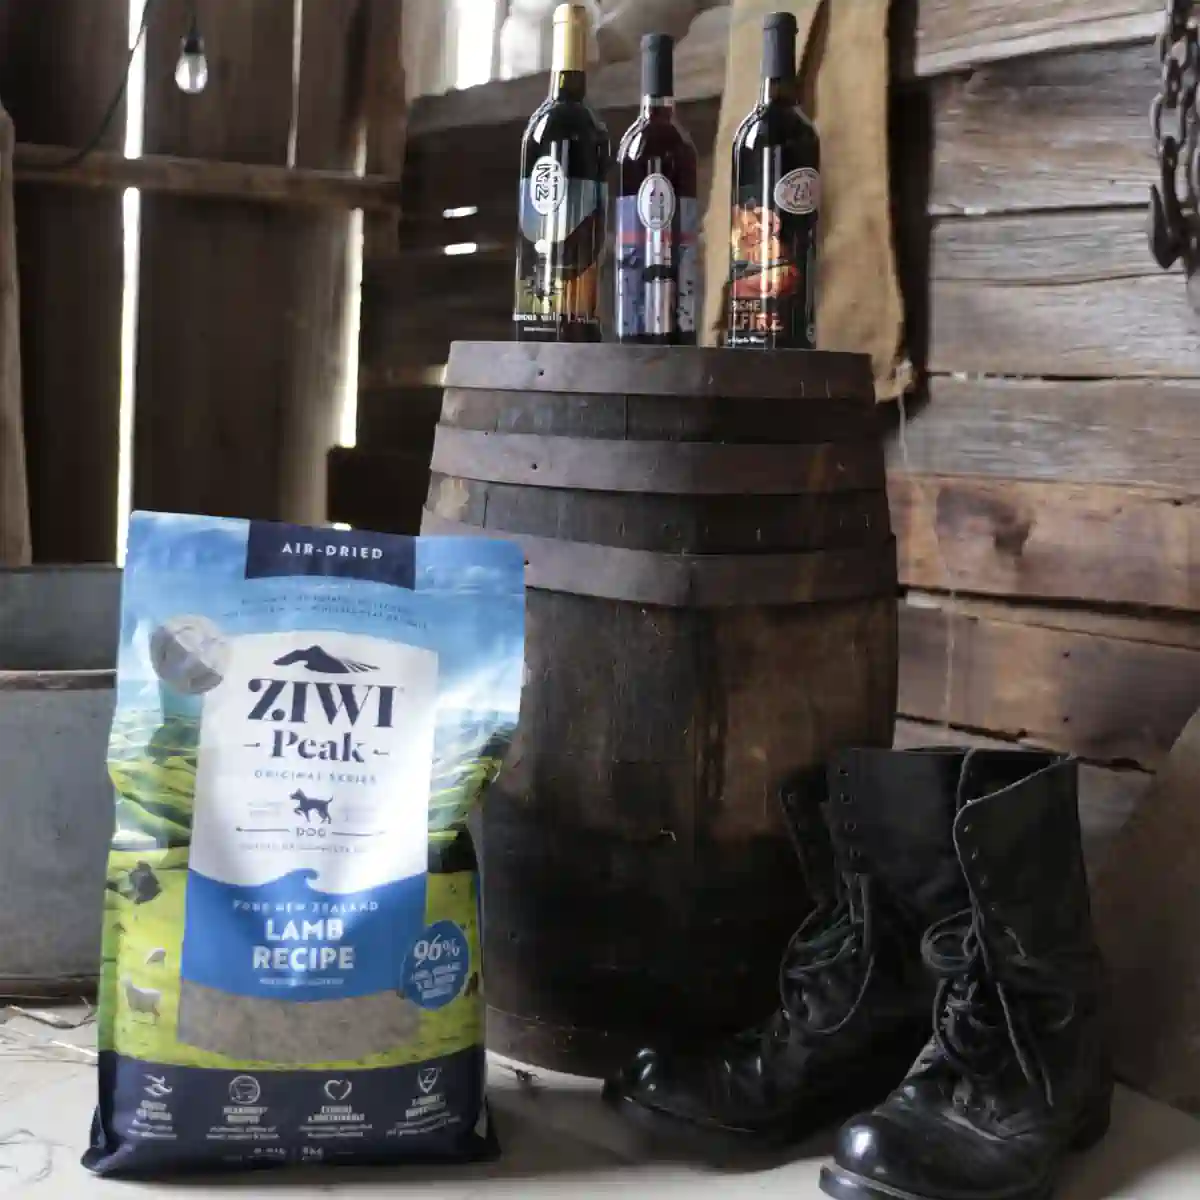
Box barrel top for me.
[446,342,875,402]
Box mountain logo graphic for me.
[273,645,378,675]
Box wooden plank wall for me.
[0,0,128,561]
[1,0,389,558]
[343,0,1198,855]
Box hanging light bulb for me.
[175,22,209,95]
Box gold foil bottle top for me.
[551,3,590,74]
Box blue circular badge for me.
[401,921,469,1010]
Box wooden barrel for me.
[422,342,898,1075]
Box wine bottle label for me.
[728,172,820,349]
[514,167,607,338]
[637,174,676,230]
[616,190,698,340]
[773,167,820,215]
[530,156,567,216]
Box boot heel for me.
[1069,1099,1111,1151]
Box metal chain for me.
[1149,0,1200,311]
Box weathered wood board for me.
[403,0,1163,133]
[898,603,1200,769]
[0,0,127,562]
[929,41,1157,214]
[888,378,1200,492]
[913,0,1159,77]
[136,0,297,520]
[930,209,1198,378]
[891,475,1199,612]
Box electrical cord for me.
[41,0,158,170]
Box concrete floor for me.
[2,1007,1199,1196]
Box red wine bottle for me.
[513,4,610,342]
[614,33,699,345]
[727,11,820,350]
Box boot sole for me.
[601,1083,876,1167]
[816,1099,1111,1200]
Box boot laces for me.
[763,870,877,1053]
[922,907,1077,1108]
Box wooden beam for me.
[12,142,400,210]
[887,377,1200,492]
[134,0,298,522]
[928,41,1157,215]
[930,208,1199,378]
[898,600,1200,769]
[914,0,1160,78]
[0,0,128,563]
[891,474,1199,613]
[403,0,1162,135]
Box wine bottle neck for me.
[553,69,587,101]
[761,76,796,106]
[761,17,797,106]
[641,95,675,117]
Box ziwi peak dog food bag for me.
[85,512,524,1176]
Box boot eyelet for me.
[978,873,990,887]
[845,821,858,833]
[839,793,852,804]
[969,851,980,862]
[837,767,849,779]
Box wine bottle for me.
[513,3,611,342]
[614,34,699,345]
[727,10,820,350]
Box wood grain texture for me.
[888,378,1200,492]
[136,0,298,521]
[361,0,406,257]
[929,41,1157,214]
[898,602,1200,769]
[0,0,127,561]
[424,511,897,606]
[13,144,400,209]
[280,0,366,525]
[914,0,1159,77]
[482,587,896,1072]
[431,426,884,494]
[891,474,1199,612]
[0,108,29,564]
[930,209,1200,378]
[403,0,1160,131]
[909,591,1200,653]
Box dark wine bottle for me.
[513,3,610,342]
[727,10,820,350]
[614,34,699,345]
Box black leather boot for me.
[602,748,973,1150]
[821,750,1112,1200]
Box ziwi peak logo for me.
[249,645,396,763]
[274,646,378,676]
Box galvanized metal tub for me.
[0,566,120,996]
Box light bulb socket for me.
[181,31,205,56]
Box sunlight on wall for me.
[115,0,148,564]
[454,0,500,88]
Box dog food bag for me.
[85,512,524,1176]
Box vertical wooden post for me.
[0,106,31,565]
[279,0,370,524]
[363,0,407,262]
[0,0,128,561]
[135,0,299,521]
